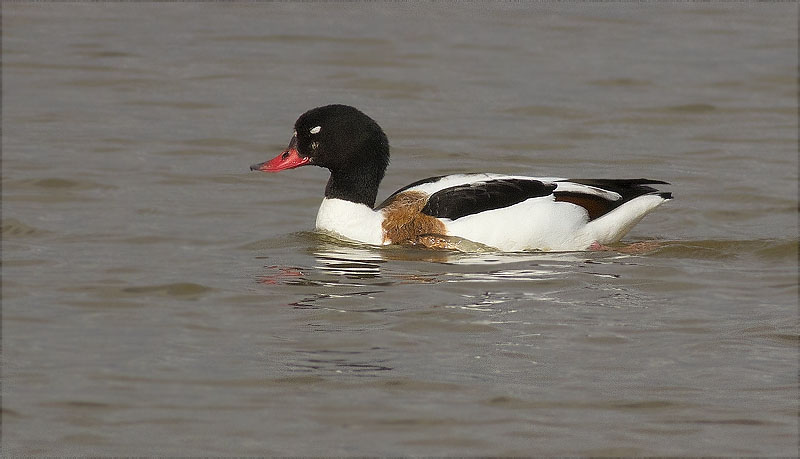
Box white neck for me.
[315,198,385,245]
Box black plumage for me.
[420,179,556,220]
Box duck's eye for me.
[311,141,319,150]
[309,126,321,135]
[282,151,289,159]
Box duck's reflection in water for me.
[313,243,385,279]
[257,231,650,287]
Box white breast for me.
[315,198,385,245]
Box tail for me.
[586,192,672,244]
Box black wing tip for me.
[561,178,672,199]
[638,178,671,185]
[560,178,671,185]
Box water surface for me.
[3,3,797,456]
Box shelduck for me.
[250,104,672,252]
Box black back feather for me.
[421,179,556,220]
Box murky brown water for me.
[3,3,797,456]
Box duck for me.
[250,104,672,252]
